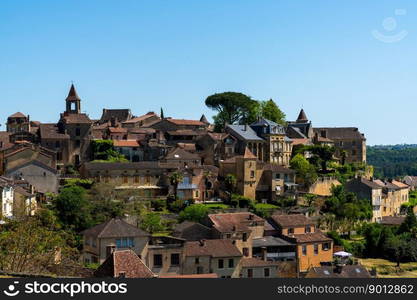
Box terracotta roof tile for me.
[208,212,265,233]
[113,140,140,147]
[270,214,315,228]
[184,239,242,258]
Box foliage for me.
[0,213,78,274]
[53,186,93,232]
[290,154,318,186]
[140,212,165,233]
[252,203,279,218]
[231,194,255,208]
[169,172,184,200]
[151,199,167,212]
[203,203,231,210]
[398,207,417,235]
[64,178,94,189]
[205,92,257,131]
[91,140,128,162]
[259,99,286,125]
[367,145,417,178]
[179,204,210,223]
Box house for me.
[258,164,297,201]
[345,177,383,222]
[0,176,14,219]
[94,249,155,278]
[146,236,186,276]
[183,239,242,278]
[239,257,280,278]
[113,140,143,162]
[81,218,150,264]
[252,236,296,262]
[151,118,208,132]
[305,264,372,278]
[380,216,406,226]
[269,214,333,274]
[207,212,265,257]
[373,179,409,216]
[99,109,132,125]
[122,112,161,129]
[172,221,213,241]
[404,176,417,191]
[226,124,265,161]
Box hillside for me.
[367,145,417,178]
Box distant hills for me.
[367,144,417,178]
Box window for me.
[118,272,126,278]
[314,244,319,255]
[153,254,163,267]
[116,237,134,248]
[288,228,294,234]
[226,234,231,239]
[92,239,96,248]
[228,259,234,268]
[218,259,224,269]
[76,140,81,147]
[171,253,180,266]
[250,170,255,178]
[85,237,90,246]
[242,232,248,242]
[305,226,311,233]
[195,190,199,198]
[302,245,307,256]
[55,141,60,148]
[123,176,128,184]
[195,257,200,264]
[247,269,253,278]
[352,149,357,156]
[243,248,249,257]
[264,268,270,278]
[134,176,139,184]
[75,128,81,136]
[197,266,204,274]
[322,242,331,251]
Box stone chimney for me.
[261,247,267,261]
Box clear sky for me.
[0,0,416,145]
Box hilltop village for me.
[0,85,415,279]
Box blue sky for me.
[0,0,416,145]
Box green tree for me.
[169,172,184,200]
[140,212,164,233]
[160,107,165,119]
[91,140,128,162]
[398,207,417,235]
[290,154,318,186]
[205,92,257,131]
[310,145,335,172]
[384,235,408,267]
[179,204,209,223]
[224,174,237,203]
[53,186,92,232]
[259,99,286,125]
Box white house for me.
[0,177,14,219]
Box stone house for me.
[0,176,14,219]
[182,239,243,278]
[81,218,150,264]
[146,236,186,276]
[239,257,280,278]
[345,177,383,222]
[269,214,333,274]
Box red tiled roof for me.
[185,239,242,258]
[240,257,279,268]
[290,230,332,244]
[270,214,315,228]
[208,212,265,233]
[167,119,206,126]
[113,140,140,147]
[8,112,27,118]
[108,127,127,133]
[94,250,155,278]
[122,112,159,124]
[61,113,92,124]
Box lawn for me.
[254,203,279,209]
[359,258,417,278]
[203,203,231,209]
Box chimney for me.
[261,247,267,261]
[243,124,247,131]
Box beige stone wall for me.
[146,247,182,275]
[308,178,341,196]
[297,242,333,273]
[240,265,279,278]
[182,256,211,275]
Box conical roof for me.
[243,147,257,159]
[66,84,81,101]
[296,109,308,122]
[200,114,209,124]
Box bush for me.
[179,204,209,223]
[231,194,255,208]
[151,199,166,212]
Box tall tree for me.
[260,99,286,125]
[205,92,256,131]
[160,107,164,119]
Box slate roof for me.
[208,212,265,233]
[307,265,371,278]
[94,250,155,278]
[270,214,315,228]
[184,239,242,258]
[250,118,286,135]
[252,236,294,247]
[226,124,264,141]
[100,109,132,124]
[297,109,308,122]
[172,221,213,241]
[313,127,365,140]
[66,84,81,101]
[81,218,149,238]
